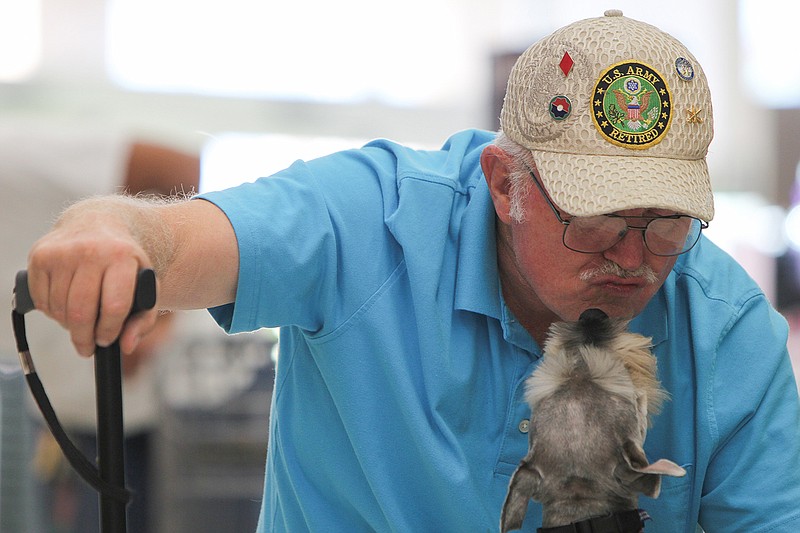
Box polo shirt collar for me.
[631,280,669,347]
[453,180,541,355]
[454,179,501,321]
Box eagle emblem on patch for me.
[592,61,672,150]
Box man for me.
[22,11,800,532]
[0,121,199,532]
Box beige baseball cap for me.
[501,9,714,221]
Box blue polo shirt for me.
[198,129,800,532]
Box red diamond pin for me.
[559,51,574,77]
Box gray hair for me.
[493,132,535,224]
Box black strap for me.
[537,509,646,533]
[12,309,133,504]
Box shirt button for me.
[518,419,530,433]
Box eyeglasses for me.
[526,167,707,257]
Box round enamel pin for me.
[549,95,571,120]
[591,61,672,150]
[675,57,694,81]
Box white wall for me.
[0,0,779,202]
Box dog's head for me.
[500,309,686,532]
[534,308,667,431]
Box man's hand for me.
[26,193,238,358]
[26,197,161,357]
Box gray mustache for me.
[579,262,659,284]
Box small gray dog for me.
[500,309,685,532]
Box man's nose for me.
[602,227,646,270]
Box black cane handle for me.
[12,269,35,315]
[13,268,156,317]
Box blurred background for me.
[0,0,799,531]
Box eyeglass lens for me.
[564,215,701,256]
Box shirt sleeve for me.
[698,294,800,531]
[199,147,404,336]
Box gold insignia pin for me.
[687,105,704,124]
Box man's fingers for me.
[119,311,159,357]
[28,254,154,356]
[47,269,74,324]
[65,267,103,357]
[25,266,50,316]
[94,262,140,348]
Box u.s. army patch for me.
[592,61,672,150]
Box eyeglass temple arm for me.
[526,167,570,225]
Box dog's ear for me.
[501,457,542,532]
[638,458,687,478]
[615,440,686,498]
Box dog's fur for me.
[500,309,685,532]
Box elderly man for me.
[22,11,800,532]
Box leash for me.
[12,269,156,533]
[537,509,650,533]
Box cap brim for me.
[531,150,714,221]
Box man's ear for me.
[480,145,515,225]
